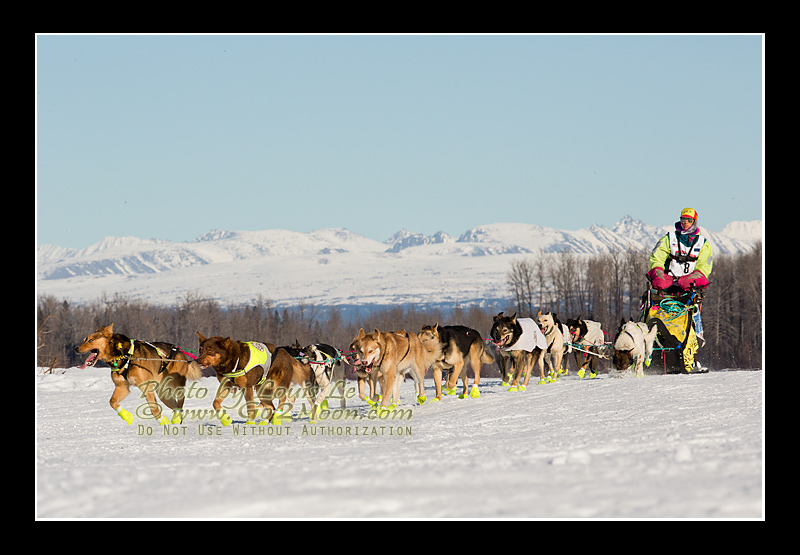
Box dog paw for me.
[116,407,134,425]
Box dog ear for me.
[358,328,366,339]
[100,324,114,336]
[222,337,231,349]
[536,309,542,318]
[494,312,504,321]
[509,312,517,322]
[197,331,207,343]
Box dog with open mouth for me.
[490,312,548,390]
[349,328,428,411]
[347,332,379,405]
[75,324,203,425]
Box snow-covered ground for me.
[36,366,763,519]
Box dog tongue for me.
[78,352,97,369]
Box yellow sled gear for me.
[682,328,699,373]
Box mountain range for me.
[36,216,762,309]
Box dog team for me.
[74,311,657,426]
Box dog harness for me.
[223,341,271,379]
[309,347,342,381]
[110,340,175,374]
[109,341,137,372]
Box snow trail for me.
[36,367,763,519]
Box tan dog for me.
[259,344,316,424]
[418,324,494,400]
[347,335,379,405]
[612,320,658,377]
[536,310,569,380]
[196,332,277,425]
[75,324,203,425]
[350,328,427,411]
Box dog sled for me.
[640,285,706,374]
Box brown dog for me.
[258,343,315,424]
[418,324,494,400]
[196,332,277,425]
[75,324,203,425]
[350,328,427,411]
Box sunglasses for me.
[680,217,695,223]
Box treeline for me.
[37,243,762,373]
[506,242,763,370]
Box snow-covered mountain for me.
[36,217,762,308]
[384,230,454,253]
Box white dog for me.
[612,321,658,377]
[301,343,347,410]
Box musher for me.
[647,207,713,291]
[645,207,713,372]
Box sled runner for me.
[640,286,706,374]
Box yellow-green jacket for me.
[650,230,713,278]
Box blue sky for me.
[36,34,763,250]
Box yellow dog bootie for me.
[116,406,134,425]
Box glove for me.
[677,270,709,290]
[647,267,673,290]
